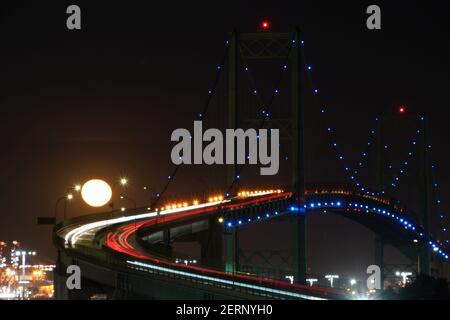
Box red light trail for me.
[105,192,343,298]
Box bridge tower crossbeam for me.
[224,28,306,283]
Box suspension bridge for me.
[51,28,449,300]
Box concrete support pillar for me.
[224,228,239,274]
[200,218,223,269]
[375,237,384,290]
[419,116,431,276]
[54,268,69,299]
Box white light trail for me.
[127,260,326,300]
[64,200,230,246]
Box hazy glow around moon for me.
[81,179,112,207]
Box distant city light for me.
[0,243,55,299]
[306,278,318,286]
[175,258,197,266]
[325,274,339,288]
[395,271,413,285]
[285,275,294,284]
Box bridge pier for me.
[172,218,225,269]
[199,217,223,269]
[375,237,385,290]
[419,116,432,276]
[291,27,307,285]
[224,228,239,273]
[224,29,239,275]
[293,215,306,284]
[54,265,69,300]
[419,244,431,276]
[163,228,171,246]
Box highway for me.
[56,190,345,299]
[54,188,448,299]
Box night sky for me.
[0,1,449,278]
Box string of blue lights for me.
[301,39,449,250]
[298,36,448,250]
[300,41,383,196]
[428,142,449,246]
[223,36,297,197]
[223,191,449,261]
[150,38,231,208]
[148,30,448,256]
[239,47,292,164]
[211,30,448,261]
[383,125,422,193]
[236,34,388,199]
[347,116,380,187]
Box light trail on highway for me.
[64,198,230,246]
[61,189,341,299]
[56,187,449,300]
[102,191,345,299]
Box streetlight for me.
[395,271,412,285]
[15,250,36,299]
[306,278,318,286]
[55,192,75,222]
[174,258,197,265]
[142,186,155,209]
[119,195,137,209]
[285,275,294,284]
[325,274,339,288]
[350,279,357,286]
[109,177,128,210]
[15,251,36,282]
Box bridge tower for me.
[374,112,433,280]
[374,113,385,288]
[224,30,239,273]
[290,28,307,284]
[419,116,431,276]
[224,28,306,283]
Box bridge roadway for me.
[54,188,448,299]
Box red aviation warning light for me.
[398,106,406,114]
[260,20,270,31]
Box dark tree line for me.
[381,274,450,300]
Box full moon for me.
[81,179,112,207]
